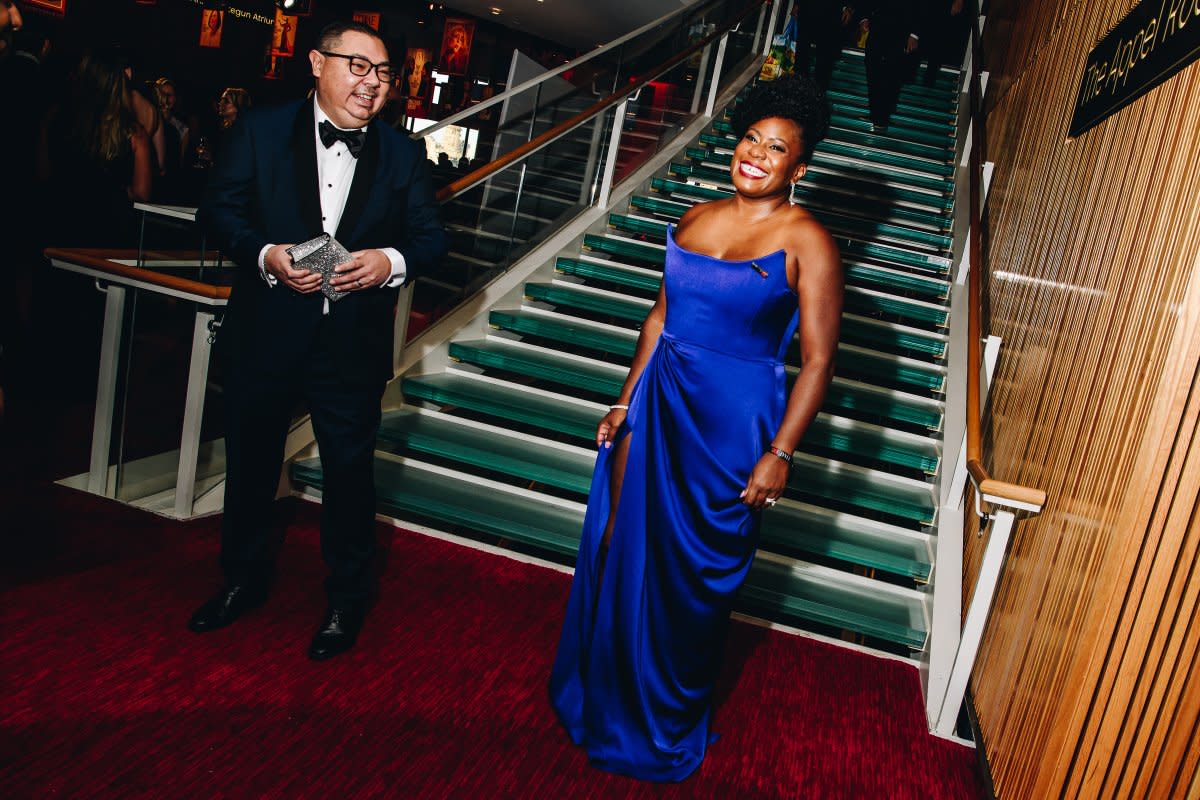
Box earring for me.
[788,182,796,205]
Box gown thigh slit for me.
[550,226,799,782]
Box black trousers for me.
[795,4,846,90]
[219,314,384,609]
[865,41,916,127]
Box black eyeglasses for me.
[319,51,395,83]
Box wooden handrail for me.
[44,247,233,301]
[434,0,770,203]
[964,7,1047,511]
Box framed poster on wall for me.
[439,18,474,76]
[199,10,224,49]
[271,8,297,58]
[24,0,66,14]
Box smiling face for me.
[310,30,389,129]
[730,116,807,200]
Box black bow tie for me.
[319,120,365,157]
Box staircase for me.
[293,50,962,657]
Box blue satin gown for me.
[550,226,800,782]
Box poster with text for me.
[439,18,474,76]
[271,8,297,58]
[352,11,380,31]
[199,10,224,49]
[404,47,431,118]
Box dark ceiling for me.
[439,0,695,50]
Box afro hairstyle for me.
[730,76,830,164]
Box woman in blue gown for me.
[550,77,844,782]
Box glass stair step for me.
[652,176,952,229]
[293,455,588,557]
[836,343,946,395]
[556,243,949,330]
[528,274,948,361]
[376,407,595,495]
[821,374,944,431]
[555,255,662,293]
[710,122,955,187]
[824,127,953,161]
[821,141,955,178]
[827,113,956,147]
[840,313,948,359]
[790,451,936,523]
[493,304,946,397]
[844,260,950,300]
[449,336,627,395]
[829,69,960,105]
[762,500,933,581]
[800,414,941,475]
[489,311,941,473]
[832,50,961,89]
[450,335,944,432]
[395,379,935,572]
[404,369,603,441]
[634,176,951,254]
[525,281,652,322]
[674,160,953,213]
[838,237,952,276]
[491,306,638,357]
[583,233,664,265]
[826,90,957,129]
[845,285,949,328]
[724,107,955,158]
[629,195,693,220]
[742,551,927,648]
[381,379,936,578]
[294,455,927,647]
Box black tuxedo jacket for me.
[857,0,930,52]
[200,98,447,385]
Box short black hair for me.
[316,20,387,55]
[730,76,829,164]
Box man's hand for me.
[951,0,964,15]
[264,244,322,293]
[905,34,919,54]
[330,249,392,292]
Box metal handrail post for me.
[597,101,629,210]
[705,33,731,117]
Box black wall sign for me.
[1071,0,1200,137]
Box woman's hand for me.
[596,407,628,449]
[740,453,790,509]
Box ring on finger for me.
[764,497,778,507]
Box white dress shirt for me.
[258,100,406,313]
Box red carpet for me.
[0,487,981,799]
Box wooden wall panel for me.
[965,0,1200,796]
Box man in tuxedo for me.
[856,0,927,131]
[794,2,856,91]
[191,20,447,660]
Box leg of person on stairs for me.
[596,433,633,584]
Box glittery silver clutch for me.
[287,233,353,302]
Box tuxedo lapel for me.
[290,100,323,237]
[335,121,380,243]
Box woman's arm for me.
[128,125,153,202]
[741,219,843,507]
[596,281,666,447]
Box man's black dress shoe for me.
[187,585,268,633]
[308,607,364,661]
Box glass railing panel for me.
[410,105,619,321]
